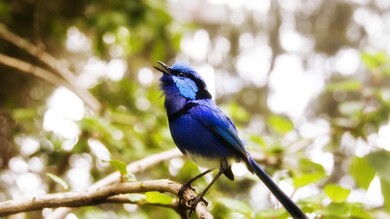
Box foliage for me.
[0,1,390,219]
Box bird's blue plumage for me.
[169,99,248,168]
[155,61,306,218]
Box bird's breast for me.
[168,110,238,169]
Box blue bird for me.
[155,61,307,219]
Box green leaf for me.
[366,150,390,182]
[361,51,389,70]
[365,151,390,213]
[324,184,350,203]
[299,158,326,173]
[249,135,266,147]
[380,179,390,213]
[106,159,128,176]
[322,202,349,217]
[318,202,372,219]
[46,173,69,190]
[326,79,362,92]
[299,193,327,208]
[267,115,294,134]
[294,159,326,188]
[145,191,173,205]
[294,173,325,188]
[349,203,372,219]
[349,156,376,190]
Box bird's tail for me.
[248,156,307,219]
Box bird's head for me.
[154,61,212,100]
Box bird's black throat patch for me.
[168,102,199,121]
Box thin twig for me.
[0,180,212,219]
[0,23,101,112]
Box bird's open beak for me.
[154,61,171,75]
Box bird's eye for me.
[178,72,185,77]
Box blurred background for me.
[0,0,390,218]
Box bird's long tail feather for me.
[248,157,307,219]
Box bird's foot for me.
[188,195,208,216]
[178,184,208,216]
[178,183,195,205]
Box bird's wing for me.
[190,101,249,161]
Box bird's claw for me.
[188,195,209,215]
[178,184,209,216]
[178,183,195,205]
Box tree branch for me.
[0,23,101,112]
[47,148,183,219]
[0,179,213,219]
[47,148,270,219]
[0,53,74,90]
